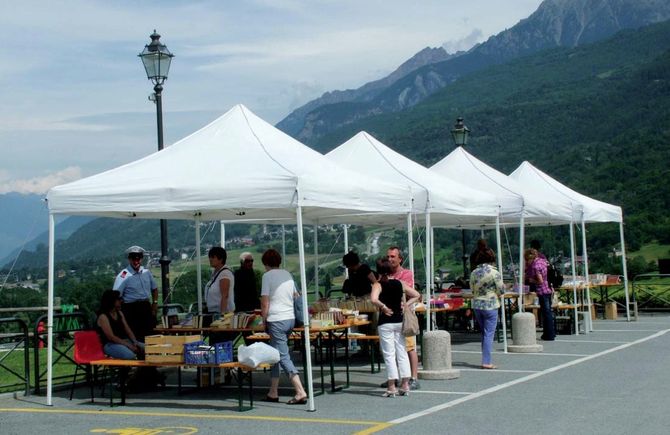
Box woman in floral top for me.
[469,248,503,369]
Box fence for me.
[32,312,89,394]
[0,317,31,395]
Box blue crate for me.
[184,340,213,364]
[214,341,233,364]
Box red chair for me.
[69,330,106,402]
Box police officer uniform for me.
[113,246,158,341]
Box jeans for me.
[104,339,144,360]
[267,319,298,378]
[538,293,556,339]
[377,322,410,381]
[474,309,498,365]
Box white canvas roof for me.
[430,147,575,225]
[325,132,501,227]
[46,105,413,223]
[510,161,622,223]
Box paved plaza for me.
[1,314,669,435]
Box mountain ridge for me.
[280,0,670,143]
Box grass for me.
[628,243,670,263]
[0,342,78,393]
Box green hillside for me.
[310,20,670,253]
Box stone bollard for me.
[507,312,543,353]
[418,330,460,380]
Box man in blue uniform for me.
[113,246,158,341]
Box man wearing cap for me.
[113,246,158,341]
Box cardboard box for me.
[605,302,618,320]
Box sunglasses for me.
[243,259,254,263]
[129,254,144,260]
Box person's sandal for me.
[287,396,308,405]
[382,390,397,398]
[399,388,410,396]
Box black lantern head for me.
[139,30,174,86]
[450,117,470,147]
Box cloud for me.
[442,29,485,54]
[0,167,82,194]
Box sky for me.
[0,0,544,195]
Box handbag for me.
[401,291,420,337]
[293,289,305,327]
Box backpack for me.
[547,262,563,290]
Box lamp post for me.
[450,117,471,279]
[139,30,174,313]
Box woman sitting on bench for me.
[97,290,145,359]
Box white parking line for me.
[390,328,670,425]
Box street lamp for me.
[139,30,174,313]
[450,117,470,147]
[450,117,471,278]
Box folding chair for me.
[69,330,106,402]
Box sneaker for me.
[409,378,420,390]
[380,379,398,388]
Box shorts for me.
[405,335,416,352]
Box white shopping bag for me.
[238,342,280,368]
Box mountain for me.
[0,193,49,259]
[0,215,93,267]
[279,0,670,143]
[2,218,253,270]
[276,47,455,137]
[307,19,670,250]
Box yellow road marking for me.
[0,407,381,427]
[352,422,394,435]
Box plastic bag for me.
[237,342,280,368]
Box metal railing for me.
[633,274,670,312]
[0,317,30,395]
[32,312,89,394]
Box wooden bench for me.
[89,358,262,411]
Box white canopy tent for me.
[431,147,584,336]
[326,131,503,334]
[45,104,416,409]
[431,150,576,285]
[510,161,630,325]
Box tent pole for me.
[569,222,579,335]
[431,226,435,305]
[296,203,315,411]
[425,212,432,332]
[281,225,286,268]
[407,213,415,278]
[496,210,508,352]
[518,213,525,313]
[195,217,203,314]
[581,217,593,332]
[224,221,226,249]
[46,213,55,406]
[619,222,631,321]
[314,224,319,298]
[343,224,349,279]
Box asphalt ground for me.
[1,314,668,435]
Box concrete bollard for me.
[418,330,460,380]
[507,312,543,353]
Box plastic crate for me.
[214,341,234,364]
[184,340,234,364]
[184,340,212,364]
